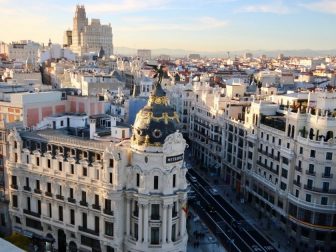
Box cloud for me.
[116,16,228,32]
[300,0,336,14]
[236,1,290,14]
[86,0,170,13]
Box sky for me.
[0,0,335,52]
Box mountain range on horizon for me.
[114,46,336,58]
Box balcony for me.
[103,209,113,216]
[304,185,336,194]
[34,188,42,194]
[45,191,53,197]
[322,173,333,179]
[68,197,76,204]
[78,226,99,236]
[151,215,160,220]
[23,186,31,192]
[92,204,101,211]
[56,195,64,201]
[305,170,316,176]
[293,180,301,187]
[295,166,302,172]
[79,201,88,207]
[23,209,41,218]
[11,184,18,190]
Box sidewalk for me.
[187,208,227,252]
[194,167,296,252]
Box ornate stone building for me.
[6,81,188,251]
[69,5,113,57]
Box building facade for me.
[70,5,113,57]
[6,82,188,252]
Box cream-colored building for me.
[0,40,41,62]
[69,5,113,57]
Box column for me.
[167,204,172,243]
[138,204,143,242]
[162,205,167,243]
[179,200,186,237]
[143,204,149,243]
[126,198,130,236]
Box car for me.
[189,176,197,183]
[209,188,219,195]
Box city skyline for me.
[0,0,335,52]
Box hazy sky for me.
[0,0,335,51]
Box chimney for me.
[89,118,96,139]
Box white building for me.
[70,5,113,57]
[6,82,188,252]
[0,40,41,62]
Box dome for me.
[132,82,179,147]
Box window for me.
[26,177,29,187]
[282,157,288,165]
[69,188,74,198]
[109,173,113,184]
[278,139,281,146]
[70,209,75,225]
[136,173,140,187]
[105,199,111,211]
[82,191,86,203]
[47,159,51,168]
[94,194,99,206]
[306,194,311,202]
[321,197,328,205]
[37,200,41,215]
[109,159,114,168]
[295,190,299,197]
[323,182,329,192]
[36,180,40,190]
[324,167,331,177]
[94,216,99,233]
[134,223,138,240]
[47,182,52,193]
[310,150,315,158]
[105,221,114,236]
[281,169,288,179]
[173,174,176,188]
[11,175,17,186]
[151,204,160,220]
[96,169,99,180]
[280,182,287,191]
[154,176,158,190]
[59,206,63,221]
[299,147,303,154]
[27,197,31,211]
[83,167,87,177]
[151,227,160,244]
[308,164,315,174]
[36,157,40,166]
[307,179,313,189]
[172,224,176,242]
[82,213,87,228]
[106,246,114,252]
[48,203,52,217]
[326,152,333,160]
[12,195,18,207]
[70,164,74,174]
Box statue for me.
[147,63,165,85]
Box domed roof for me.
[132,82,179,147]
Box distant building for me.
[69,5,113,57]
[63,30,73,47]
[137,49,151,60]
[0,40,41,62]
[188,54,201,60]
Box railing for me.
[56,195,64,200]
[103,209,113,216]
[304,185,336,194]
[23,209,41,218]
[68,197,76,204]
[34,188,42,194]
[45,191,53,197]
[79,201,88,207]
[322,173,333,179]
[293,180,301,187]
[92,204,101,211]
[295,166,302,172]
[78,226,99,236]
[23,186,31,192]
[305,170,316,176]
[11,184,18,190]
